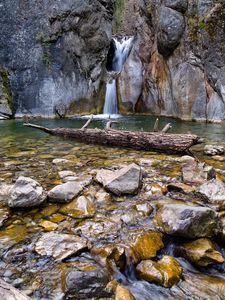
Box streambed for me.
[1,116,225,300]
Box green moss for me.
[0,67,14,115]
[36,32,51,66]
[112,0,125,33]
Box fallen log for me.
[24,122,201,154]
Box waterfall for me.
[103,37,134,115]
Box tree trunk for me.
[24,123,201,154]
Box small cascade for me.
[103,36,134,115]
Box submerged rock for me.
[35,232,89,261]
[178,238,224,267]
[197,179,225,211]
[115,285,136,300]
[136,256,182,288]
[0,208,9,228]
[8,176,47,208]
[128,230,164,263]
[204,145,224,156]
[59,195,96,219]
[96,163,142,195]
[154,204,218,238]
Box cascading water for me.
[103,36,134,115]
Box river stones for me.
[8,176,47,208]
[196,179,225,211]
[177,238,224,267]
[35,232,89,261]
[181,156,216,185]
[204,145,224,156]
[136,256,182,288]
[115,285,136,300]
[96,163,142,195]
[128,231,164,263]
[154,204,218,238]
[59,195,96,218]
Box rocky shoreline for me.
[1,145,225,299]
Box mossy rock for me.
[136,255,183,288]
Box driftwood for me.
[24,119,201,154]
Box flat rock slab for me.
[154,204,218,238]
[35,232,89,261]
[96,163,142,195]
[8,176,47,208]
[48,182,84,203]
[0,278,32,300]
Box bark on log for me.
[24,123,201,154]
[0,278,32,300]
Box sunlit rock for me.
[196,179,225,211]
[204,145,224,156]
[39,220,58,232]
[8,176,47,208]
[154,204,218,238]
[178,238,224,266]
[127,230,164,263]
[35,232,89,261]
[115,285,136,300]
[96,163,142,195]
[136,256,182,288]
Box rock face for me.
[35,232,89,261]
[115,0,225,122]
[8,176,47,208]
[136,256,183,288]
[96,163,142,195]
[178,238,224,267]
[154,204,218,238]
[0,0,114,116]
[0,67,14,118]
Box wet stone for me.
[136,255,182,288]
[115,285,136,300]
[48,182,84,203]
[154,204,218,238]
[204,145,224,156]
[8,176,47,208]
[35,232,90,261]
[177,238,224,267]
[39,220,58,231]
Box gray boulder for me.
[48,182,84,203]
[155,204,218,238]
[197,179,225,211]
[35,232,89,261]
[96,163,142,195]
[8,176,47,208]
[157,6,185,57]
[204,145,224,156]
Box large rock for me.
[48,178,91,203]
[136,256,182,288]
[0,0,114,116]
[178,238,224,267]
[197,179,225,211]
[8,176,47,208]
[96,163,142,195]
[157,6,185,57]
[64,261,111,299]
[154,204,218,238]
[35,232,89,261]
[127,230,164,263]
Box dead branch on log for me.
[24,122,201,154]
[161,123,172,133]
[153,118,159,132]
[82,115,93,129]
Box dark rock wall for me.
[0,0,114,117]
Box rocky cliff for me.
[1,0,225,121]
[0,0,114,117]
[117,0,225,122]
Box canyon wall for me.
[0,0,225,121]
